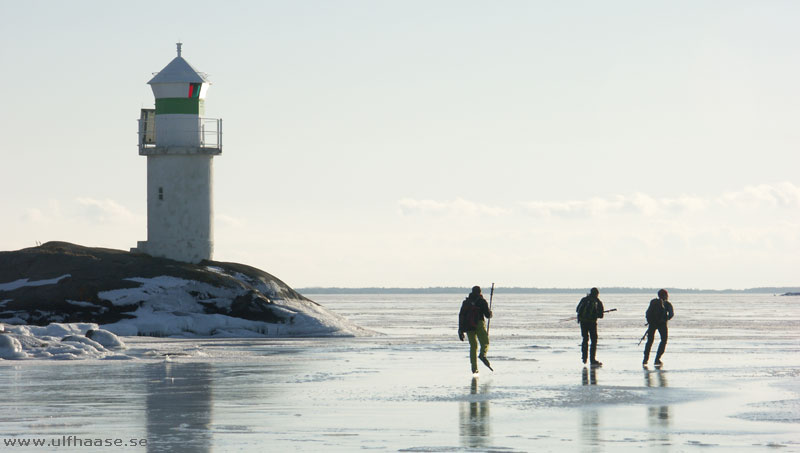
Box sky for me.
[1,1,799,289]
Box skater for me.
[643,289,675,367]
[458,286,493,374]
[576,287,605,366]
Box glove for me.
[458,331,465,341]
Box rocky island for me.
[0,242,366,338]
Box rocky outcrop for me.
[0,242,364,337]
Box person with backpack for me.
[643,289,675,367]
[576,287,605,366]
[458,286,493,374]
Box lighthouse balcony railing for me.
[138,117,223,154]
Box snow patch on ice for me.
[735,399,800,424]
[510,384,709,409]
[734,380,800,424]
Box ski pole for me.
[486,282,494,334]
[560,308,617,323]
[637,325,649,346]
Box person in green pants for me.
[458,286,494,374]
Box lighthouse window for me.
[158,187,164,200]
[188,83,202,98]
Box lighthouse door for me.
[139,109,156,146]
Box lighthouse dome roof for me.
[148,56,209,85]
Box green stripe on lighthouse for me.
[155,98,205,115]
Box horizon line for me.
[297,286,800,294]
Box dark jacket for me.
[646,298,674,325]
[576,295,604,323]
[458,294,492,333]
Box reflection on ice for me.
[580,367,601,448]
[645,368,671,448]
[581,366,597,386]
[146,362,213,453]
[459,377,490,448]
[580,408,601,449]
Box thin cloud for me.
[521,183,798,219]
[75,198,138,223]
[217,214,247,228]
[18,199,138,225]
[21,208,48,223]
[398,198,509,217]
[521,193,708,218]
[19,200,62,224]
[400,182,799,220]
[717,182,800,209]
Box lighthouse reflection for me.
[459,376,491,448]
[145,362,213,453]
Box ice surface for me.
[0,293,798,452]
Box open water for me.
[1,292,798,452]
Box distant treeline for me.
[297,286,800,295]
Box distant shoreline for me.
[297,286,800,295]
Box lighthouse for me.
[132,43,222,263]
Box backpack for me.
[577,297,596,322]
[462,300,482,330]
[646,299,667,324]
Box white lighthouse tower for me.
[132,43,222,263]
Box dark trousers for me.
[580,321,598,362]
[643,323,668,362]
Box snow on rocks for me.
[97,275,371,338]
[0,323,129,361]
[0,334,26,359]
[0,274,71,292]
[0,243,370,340]
[0,271,370,361]
[86,328,127,349]
[0,243,372,360]
[0,272,370,360]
